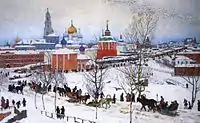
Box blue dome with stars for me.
[79,45,85,52]
[61,37,67,45]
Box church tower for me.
[44,8,54,37]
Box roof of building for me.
[53,48,77,54]
[77,54,90,60]
[99,36,116,42]
[0,50,43,55]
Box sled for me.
[159,109,179,116]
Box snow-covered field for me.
[1,60,200,123]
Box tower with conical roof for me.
[104,20,111,36]
[97,20,117,59]
[44,8,54,37]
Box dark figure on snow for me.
[1,96,5,109]
[60,106,65,119]
[188,101,192,109]
[22,98,26,107]
[198,100,200,111]
[5,99,9,109]
[120,93,124,102]
[48,85,52,92]
[56,106,60,119]
[112,94,116,104]
[168,100,179,111]
[100,92,104,99]
[72,86,77,93]
[53,86,56,93]
[16,101,21,109]
[183,99,188,109]
[12,99,15,106]
[131,93,135,102]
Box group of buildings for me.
[0,8,132,71]
[1,8,200,77]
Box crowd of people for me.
[0,96,27,110]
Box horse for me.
[78,94,90,104]
[66,92,77,99]
[15,84,25,94]
[137,95,157,112]
[57,87,66,97]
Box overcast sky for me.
[0,0,199,44]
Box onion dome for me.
[61,37,67,46]
[79,45,85,53]
[67,20,77,34]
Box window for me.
[185,61,188,64]
[177,61,179,64]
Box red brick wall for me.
[97,42,117,59]
[0,53,44,68]
[174,67,200,76]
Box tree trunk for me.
[34,92,37,109]
[129,101,133,123]
[95,98,98,120]
[42,94,45,110]
[54,90,57,112]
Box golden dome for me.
[67,20,77,34]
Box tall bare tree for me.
[53,69,66,111]
[107,1,158,123]
[84,52,108,120]
[182,74,200,109]
[32,51,54,110]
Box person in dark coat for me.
[48,85,52,92]
[5,99,9,109]
[16,101,21,109]
[60,106,65,119]
[1,96,5,108]
[112,94,116,104]
[56,106,60,119]
[100,92,104,99]
[131,93,135,102]
[198,100,200,111]
[183,99,188,109]
[22,98,26,107]
[53,86,56,93]
[188,101,192,109]
[72,86,77,93]
[120,93,124,102]
[12,99,15,106]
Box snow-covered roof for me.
[55,44,62,48]
[99,36,116,42]
[46,33,59,37]
[53,48,77,54]
[77,54,90,60]
[17,39,46,44]
[0,50,43,55]
[178,51,200,55]
[15,45,35,48]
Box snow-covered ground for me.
[0,60,200,123]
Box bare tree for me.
[0,68,9,92]
[182,73,200,109]
[53,69,66,111]
[32,51,54,110]
[115,63,152,123]
[83,52,108,120]
[106,1,158,123]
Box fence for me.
[40,110,96,123]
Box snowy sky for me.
[0,0,199,44]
